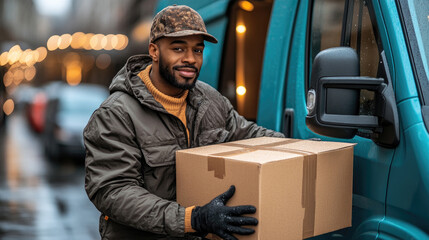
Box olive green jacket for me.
[83,55,284,239]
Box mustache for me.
[173,65,198,72]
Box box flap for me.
[223,150,302,164]
[223,137,292,146]
[274,139,355,154]
[178,143,243,155]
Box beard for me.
[158,50,199,90]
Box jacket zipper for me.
[166,113,189,149]
[179,118,189,148]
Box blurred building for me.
[0,0,156,119]
[0,0,156,86]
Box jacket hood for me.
[109,54,152,94]
[109,54,170,112]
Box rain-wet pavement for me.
[0,111,100,240]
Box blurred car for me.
[28,91,48,133]
[10,84,41,130]
[42,83,108,161]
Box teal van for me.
[156,0,429,239]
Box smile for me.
[174,67,198,78]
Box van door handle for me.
[283,108,294,138]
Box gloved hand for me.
[191,185,258,240]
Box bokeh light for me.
[8,45,22,64]
[18,49,31,64]
[82,33,94,50]
[24,66,37,81]
[236,25,247,34]
[36,47,48,62]
[47,35,60,51]
[64,52,82,86]
[238,1,254,11]
[115,34,128,50]
[110,35,119,49]
[71,32,85,49]
[3,99,15,116]
[66,61,82,86]
[90,34,104,50]
[236,86,247,96]
[0,52,8,66]
[58,33,72,50]
[45,32,130,51]
[13,68,24,85]
[3,72,13,87]
[96,54,111,69]
[103,34,115,50]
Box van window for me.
[409,0,429,82]
[309,0,346,63]
[398,0,429,106]
[349,0,380,78]
[309,0,384,116]
[218,0,273,122]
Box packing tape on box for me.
[207,139,300,179]
[206,138,316,238]
[302,152,317,238]
[207,157,225,179]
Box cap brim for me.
[163,30,218,43]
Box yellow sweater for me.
[138,65,189,140]
[138,65,195,232]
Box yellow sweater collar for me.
[138,64,189,111]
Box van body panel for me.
[282,0,311,140]
[379,0,419,102]
[257,0,300,131]
[397,97,423,130]
[378,217,429,239]
[379,0,429,236]
[386,121,429,236]
[195,0,230,89]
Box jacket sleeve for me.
[222,96,285,141]
[83,106,185,236]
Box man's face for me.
[156,35,205,90]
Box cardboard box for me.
[176,137,354,240]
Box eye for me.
[194,48,204,54]
[173,47,183,52]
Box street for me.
[0,110,99,240]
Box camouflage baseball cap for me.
[150,5,218,44]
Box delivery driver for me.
[84,4,284,240]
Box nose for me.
[182,49,196,65]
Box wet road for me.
[0,111,100,240]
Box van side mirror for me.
[306,47,399,148]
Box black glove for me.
[191,185,258,240]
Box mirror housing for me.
[306,47,399,148]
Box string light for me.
[238,1,254,12]
[236,86,247,96]
[236,25,247,34]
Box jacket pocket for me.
[196,128,230,146]
[140,138,180,167]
